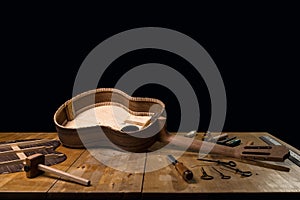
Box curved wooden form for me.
[54,88,166,152]
[54,88,289,161]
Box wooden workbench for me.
[0,132,299,199]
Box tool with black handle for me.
[167,155,193,182]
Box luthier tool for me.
[236,140,290,172]
[203,132,228,142]
[0,139,57,148]
[220,165,252,177]
[260,135,300,167]
[200,167,214,180]
[54,88,290,162]
[202,131,212,141]
[184,130,197,138]
[211,166,231,179]
[239,158,290,172]
[216,136,241,147]
[197,158,237,167]
[0,153,64,167]
[167,155,193,182]
[0,146,53,156]
[216,136,236,144]
[0,139,66,174]
[223,138,241,147]
[24,153,90,186]
[210,133,228,141]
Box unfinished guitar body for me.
[54,88,166,152]
[54,88,289,161]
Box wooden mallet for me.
[24,153,90,186]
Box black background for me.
[1,2,299,149]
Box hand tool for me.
[224,138,241,147]
[200,167,214,180]
[184,130,197,138]
[0,145,53,156]
[220,165,252,177]
[167,155,193,181]
[197,158,237,167]
[55,88,290,162]
[0,153,64,167]
[0,139,56,148]
[210,133,228,141]
[211,166,231,179]
[216,136,237,145]
[0,139,66,174]
[239,140,290,172]
[260,135,300,167]
[202,132,228,142]
[239,158,290,172]
[24,153,91,186]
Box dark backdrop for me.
[1,2,299,149]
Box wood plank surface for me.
[47,149,146,200]
[142,132,300,199]
[0,132,300,200]
[0,132,85,199]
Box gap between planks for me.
[46,149,87,193]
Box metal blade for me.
[167,155,177,165]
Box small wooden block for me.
[25,153,45,178]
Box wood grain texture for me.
[54,88,165,151]
[0,133,84,198]
[54,89,289,162]
[47,150,146,200]
[142,132,300,198]
[0,132,300,200]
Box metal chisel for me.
[167,155,193,181]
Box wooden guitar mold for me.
[54,88,165,152]
[54,88,289,161]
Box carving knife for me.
[167,155,193,181]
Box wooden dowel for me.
[239,159,290,172]
[162,134,237,158]
[159,132,289,161]
[0,139,54,148]
[0,146,53,156]
[38,164,91,186]
[0,158,24,166]
[0,154,65,167]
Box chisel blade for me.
[167,155,178,165]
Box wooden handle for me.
[160,132,290,161]
[246,141,254,146]
[157,123,238,158]
[38,164,91,186]
[162,134,237,158]
[174,162,193,181]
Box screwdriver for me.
[167,155,193,181]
